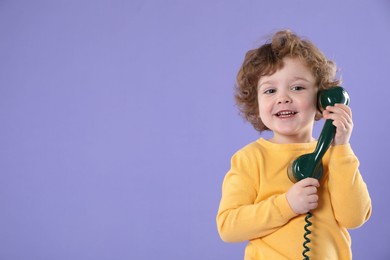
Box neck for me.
[269,134,315,144]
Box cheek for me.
[301,98,318,114]
[258,110,267,120]
[257,98,272,117]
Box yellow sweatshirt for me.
[217,138,371,260]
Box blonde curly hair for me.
[235,30,341,132]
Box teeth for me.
[277,111,296,117]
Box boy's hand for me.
[286,178,319,214]
[322,103,353,146]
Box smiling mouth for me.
[275,111,297,118]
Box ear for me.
[314,110,323,121]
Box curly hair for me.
[235,30,341,132]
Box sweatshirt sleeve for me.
[216,150,297,243]
[327,144,372,229]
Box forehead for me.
[258,57,315,86]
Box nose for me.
[277,92,292,104]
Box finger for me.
[324,106,345,117]
[299,178,320,188]
[334,103,352,118]
[323,110,352,127]
[304,186,318,196]
[332,119,349,132]
[307,194,319,203]
[308,202,318,210]
[325,105,352,123]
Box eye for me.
[264,88,276,94]
[291,85,305,91]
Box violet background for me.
[1,0,389,259]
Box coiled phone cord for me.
[286,87,350,260]
[302,212,313,260]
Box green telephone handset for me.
[287,86,350,183]
[286,86,350,260]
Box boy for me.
[216,30,371,259]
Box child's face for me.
[257,57,318,143]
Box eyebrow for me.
[258,80,273,89]
[291,76,311,83]
[258,76,312,88]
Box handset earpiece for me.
[287,86,350,183]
